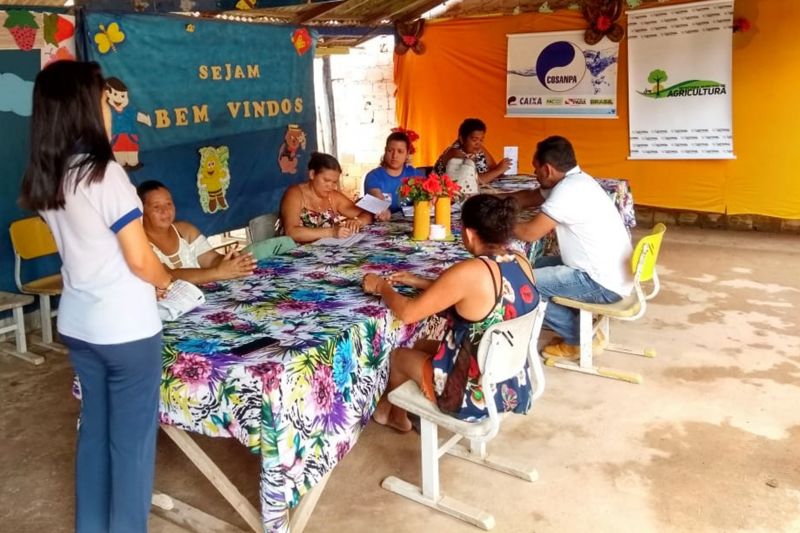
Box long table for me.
[152,174,635,531]
[157,222,466,531]
[490,174,635,225]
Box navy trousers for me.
[63,332,162,533]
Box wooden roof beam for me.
[366,0,445,25]
[293,0,347,24]
[398,0,452,22]
[351,0,445,46]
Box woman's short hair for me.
[381,132,411,166]
[19,61,113,211]
[136,180,168,202]
[461,194,518,245]
[385,131,410,150]
[308,152,342,174]
[458,118,487,141]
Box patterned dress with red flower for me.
[431,253,540,421]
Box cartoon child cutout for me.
[197,146,231,214]
[278,124,307,174]
[105,77,152,170]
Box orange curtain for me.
[394,0,800,218]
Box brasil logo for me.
[639,69,726,98]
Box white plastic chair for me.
[0,291,42,365]
[382,302,548,530]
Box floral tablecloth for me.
[149,175,634,531]
[158,222,467,531]
[485,174,636,228]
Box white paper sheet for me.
[355,195,391,215]
[312,233,367,247]
[157,280,205,321]
[504,146,519,175]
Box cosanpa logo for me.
[536,41,586,92]
[639,69,727,98]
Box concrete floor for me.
[1,226,799,532]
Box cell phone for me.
[229,336,280,356]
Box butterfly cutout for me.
[95,22,125,54]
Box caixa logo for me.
[536,41,586,92]
[508,96,542,106]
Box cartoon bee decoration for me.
[197,146,231,214]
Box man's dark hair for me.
[534,136,577,172]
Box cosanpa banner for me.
[506,30,619,118]
[627,0,734,160]
[81,12,317,234]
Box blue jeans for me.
[533,256,622,345]
[63,332,162,533]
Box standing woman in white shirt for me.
[19,61,173,533]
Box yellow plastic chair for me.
[545,223,667,384]
[9,216,64,351]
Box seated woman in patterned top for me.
[138,180,256,284]
[433,118,511,185]
[362,194,540,431]
[280,152,372,244]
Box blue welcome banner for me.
[81,12,316,235]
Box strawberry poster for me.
[0,10,76,293]
[0,10,76,68]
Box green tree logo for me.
[648,69,668,95]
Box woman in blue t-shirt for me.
[363,132,421,221]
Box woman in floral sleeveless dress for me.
[363,194,540,431]
[279,152,372,244]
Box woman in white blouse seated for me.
[137,180,255,283]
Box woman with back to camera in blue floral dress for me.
[362,194,540,430]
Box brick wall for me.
[635,206,800,233]
[325,36,397,199]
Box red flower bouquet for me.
[400,174,462,240]
[399,173,441,203]
[438,173,462,200]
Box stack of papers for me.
[355,195,391,215]
[158,280,205,322]
[312,233,367,247]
